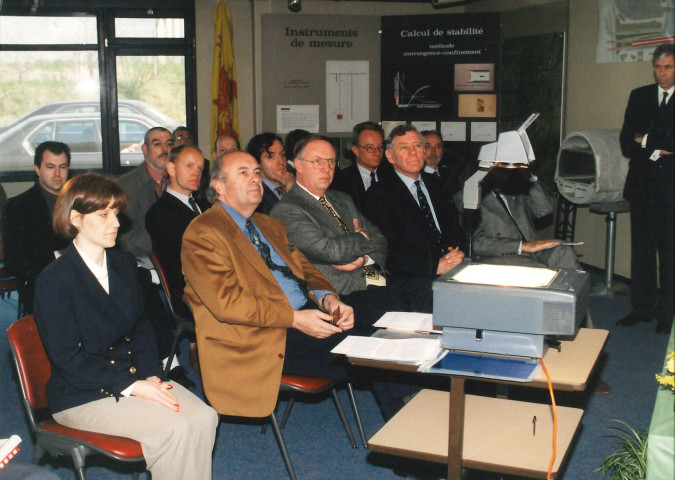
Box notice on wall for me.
[326,61,370,133]
[276,105,320,134]
[440,122,466,141]
[470,122,496,142]
[381,13,500,123]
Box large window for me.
[0,2,196,180]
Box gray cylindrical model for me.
[555,129,629,204]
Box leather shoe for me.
[189,342,200,373]
[593,377,612,394]
[169,366,196,390]
[616,311,651,327]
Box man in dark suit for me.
[422,130,463,203]
[146,144,209,319]
[617,43,674,334]
[271,135,389,325]
[1,141,71,313]
[246,133,295,214]
[364,125,466,311]
[330,121,386,212]
[146,144,208,377]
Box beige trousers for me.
[53,383,218,480]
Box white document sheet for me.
[373,312,439,333]
[331,336,442,364]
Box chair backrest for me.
[7,315,50,431]
[149,251,176,317]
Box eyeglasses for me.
[297,157,338,169]
[357,144,386,154]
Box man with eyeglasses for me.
[364,125,466,312]
[246,133,296,214]
[271,135,390,327]
[331,121,386,212]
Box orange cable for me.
[539,357,557,480]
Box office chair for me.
[273,375,367,448]
[7,315,145,480]
[149,251,195,376]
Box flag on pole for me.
[211,0,240,151]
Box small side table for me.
[589,201,630,296]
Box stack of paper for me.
[373,311,440,333]
[0,435,21,470]
[331,336,443,365]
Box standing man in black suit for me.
[364,125,466,311]
[246,133,295,214]
[1,141,71,313]
[331,121,386,212]
[617,43,674,334]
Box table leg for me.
[448,376,466,480]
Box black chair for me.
[7,315,145,480]
[149,251,195,376]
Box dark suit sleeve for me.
[620,88,651,162]
[1,196,30,278]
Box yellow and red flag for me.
[211,0,240,151]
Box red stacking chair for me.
[7,315,145,480]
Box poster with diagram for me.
[326,61,370,133]
[380,13,499,122]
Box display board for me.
[260,14,381,135]
[380,13,500,129]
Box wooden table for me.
[350,328,609,479]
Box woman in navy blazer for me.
[34,173,217,480]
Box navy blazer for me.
[364,168,465,278]
[145,192,209,317]
[34,245,162,414]
[330,162,369,212]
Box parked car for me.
[0,100,180,135]
[0,112,162,172]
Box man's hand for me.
[352,218,371,240]
[522,239,561,253]
[131,377,179,412]
[281,171,296,191]
[322,294,354,331]
[292,309,343,338]
[436,247,465,275]
[332,256,366,271]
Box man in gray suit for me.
[118,127,174,262]
[271,135,390,325]
[472,167,580,269]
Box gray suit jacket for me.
[473,181,579,269]
[117,163,157,258]
[270,184,387,295]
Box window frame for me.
[0,2,196,181]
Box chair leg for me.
[330,389,357,448]
[269,412,297,480]
[346,382,367,448]
[71,445,88,480]
[32,443,45,464]
[279,398,296,428]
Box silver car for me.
[0,112,169,172]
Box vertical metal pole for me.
[604,211,617,289]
